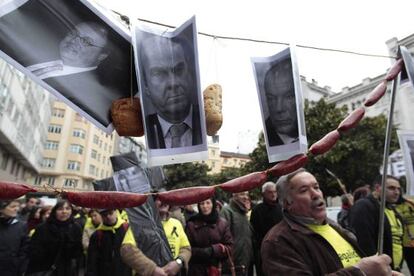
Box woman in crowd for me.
[40,205,53,222]
[185,197,233,276]
[26,199,83,276]
[82,209,102,252]
[0,200,29,276]
[27,206,42,232]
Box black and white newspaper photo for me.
[113,166,151,194]
[251,46,307,163]
[398,130,414,196]
[0,0,136,131]
[132,16,207,167]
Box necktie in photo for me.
[170,123,188,148]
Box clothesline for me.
[112,11,397,60]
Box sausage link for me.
[0,181,37,200]
[219,171,268,193]
[385,59,404,81]
[157,186,215,205]
[309,130,341,156]
[337,107,365,133]
[62,191,148,209]
[268,154,308,177]
[364,81,387,107]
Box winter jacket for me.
[0,217,29,276]
[220,199,253,273]
[86,219,132,276]
[261,214,366,275]
[185,215,233,276]
[348,194,399,268]
[26,218,83,276]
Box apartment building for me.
[34,100,117,191]
[0,60,52,183]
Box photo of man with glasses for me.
[27,22,110,79]
[0,0,134,129]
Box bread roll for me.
[111,97,144,137]
[203,84,223,136]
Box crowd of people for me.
[0,170,413,276]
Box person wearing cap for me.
[0,199,29,276]
[87,208,166,276]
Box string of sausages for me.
[0,59,403,208]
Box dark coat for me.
[261,214,366,275]
[145,104,203,149]
[26,219,83,276]
[220,200,253,272]
[265,117,284,146]
[86,221,131,276]
[185,216,233,276]
[250,201,283,276]
[348,194,398,268]
[0,218,29,276]
[250,201,283,248]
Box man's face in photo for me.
[265,61,298,138]
[59,22,109,68]
[142,37,192,123]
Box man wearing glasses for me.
[27,22,109,79]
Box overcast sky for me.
[96,0,414,154]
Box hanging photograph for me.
[113,166,151,194]
[0,0,136,132]
[133,16,208,167]
[251,46,307,163]
[397,130,414,196]
[400,46,414,88]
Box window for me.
[52,108,65,118]
[99,140,102,148]
[48,124,62,134]
[45,140,59,150]
[97,153,101,162]
[91,150,97,159]
[1,153,8,170]
[63,179,78,188]
[103,156,106,164]
[100,169,104,178]
[69,144,84,154]
[34,176,42,186]
[42,158,56,168]
[93,135,99,144]
[67,161,80,171]
[73,129,86,139]
[75,113,83,121]
[104,143,107,150]
[47,177,55,186]
[89,165,96,175]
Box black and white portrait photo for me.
[398,130,414,196]
[0,0,136,131]
[113,166,151,194]
[400,46,414,88]
[252,47,307,163]
[133,16,207,167]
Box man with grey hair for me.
[250,181,283,276]
[261,169,402,276]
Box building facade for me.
[0,60,52,183]
[34,100,117,191]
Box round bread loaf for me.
[203,84,223,136]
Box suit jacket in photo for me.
[45,69,129,127]
[265,117,285,147]
[146,105,202,149]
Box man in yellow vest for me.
[395,196,414,275]
[261,169,403,275]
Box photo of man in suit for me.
[139,35,202,149]
[0,0,133,129]
[27,22,110,79]
[264,58,299,147]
